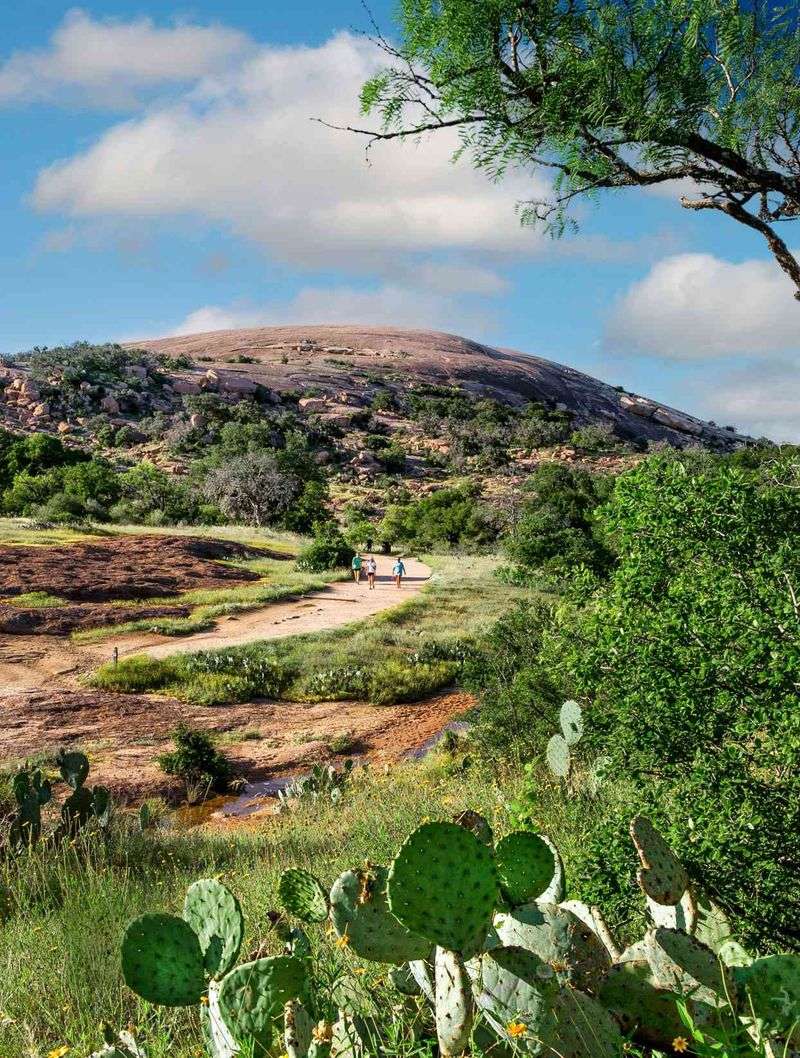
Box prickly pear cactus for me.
[434,947,474,1056]
[646,927,731,1009]
[56,749,90,790]
[218,955,308,1056]
[734,954,800,1037]
[559,700,584,746]
[93,786,113,827]
[121,913,206,1006]
[545,984,624,1058]
[630,816,689,905]
[330,865,430,964]
[693,892,733,954]
[387,821,498,956]
[453,809,493,845]
[330,1012,371,1058]
[476,943,558,1039]
[599,959,688,1049]
[9,767,52,849]
[279,868,330,924]
[559,900,621,961]
[494,902,611,996]
[495,832,557,907]
[645,887,697,933]
[285,999,314,1058]
[408,957,436,1003]
[60,785,95,836]
[183,879,244,979]
[203,980,240,1058]
[537,835,565,904]
[545,734,570,779]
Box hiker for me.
[366,555,377,589]
[351,552,363,584]
[393,556,406,589]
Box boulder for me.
[189,413,206,430]
[100,395,120,414]
[219,374,258,395]
[620,394,655,418]
[203,369,220,389]
[298,397,328,413]
[20,380,40,399]
[652,407,704,436]
[124,365,148,379]
[57,421,71,434]
[172,379,201,395]
[30,403,50,419]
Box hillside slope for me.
[131,324,740,447]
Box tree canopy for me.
[354,0,800,297]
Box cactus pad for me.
[93,786,113,826]
[494,902,611,995]
[202,981,240,1058]
[279,868,330,924]
[57,749,90,789]
[388,822,499,955]
[495,832,557,907]
[285,999,314,1058]
[645,888,697,933]
[599,960,687,1049]
[693,893,732,954]
[646,927,730,1007]
[538,835,565,903]
[183,879,244,979]
[630,816,689,906]
[453,809,493,845]
[330,866,430,964]
[408,958,435,1003]
[476,943,557,1039]
[546,735,571,778]
[434,947,474,1056]
[735,954,800,1036]
[388,965,421,995]
[545,983,624,1057]
[559,700,584,746]
[121,913,206,1006]
[218,955,308,1054]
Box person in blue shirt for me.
[392,557,406,588]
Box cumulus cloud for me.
[606,252,800,359]
[0,9,250,108]
[167,272,501,339]
[30,31,552,270]
[700,361,800,443]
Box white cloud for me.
[0,9,250,108]
[702,362,800,442]
[31,32,552,269]
[606,252,800,359]
[167,273,500,339]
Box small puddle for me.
[170,794,236,829]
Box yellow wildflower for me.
[47,1048,69,1058]
[335,933,350,949]
[506,1021,527,1038]
[313,1021,333,1044]
[672,1038,689,1053]
[200,995,209,1005]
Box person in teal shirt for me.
[351,553,363,584]
[392,557,406,588]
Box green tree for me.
[357,0,800,297]
[547,452,800,951]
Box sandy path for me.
[0,556,430,695]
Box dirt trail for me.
[0,556,431,695]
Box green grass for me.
[0,756,515,1058]
[0,752,654,1058]
[89,555,538,704]
[0,590,67,608]
[74,563,347,643]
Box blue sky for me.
[1,3,798,439]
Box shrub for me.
[505,463,614,575]
[91,655,174,693]
[547,452,800,952]
[378,484,497,550]
[368,659,458,704]
[156,724,232,793]
[296,527,354,572]
[113,461,202,524]
[568,421,622,451]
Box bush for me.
[378,484,497,551]
[296,527,354,572]
[113,462,203,524]
[368,659,458,704]
[505,463,614,575]
[91,655,173,693]
[202,452,302,527]
[156,724,232,793]
[568,421,622,451]
[547,452,800,952]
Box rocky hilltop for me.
[130,325,739,448]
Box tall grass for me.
[0,757,523,1058]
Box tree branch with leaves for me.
[339,0,800,299]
